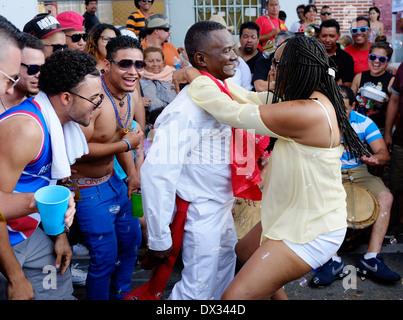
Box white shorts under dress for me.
[283,228,347,269]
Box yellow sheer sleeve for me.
[188,76,275,137]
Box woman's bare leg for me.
[222,238,312,300]
[235,222,262,264]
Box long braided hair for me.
[271,35,370,159]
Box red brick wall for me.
[314,0,400,39]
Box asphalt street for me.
[72,230,403,301]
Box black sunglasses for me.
[368,54,389,63]
[66,33,88,43]
[21,63,42,76]
[321,12,331,16]
[43,43,68,52]
[158,27,170,32]
[68,91,104,109]
[108,59,146,71]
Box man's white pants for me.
[169,199,237,300]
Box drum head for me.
[343,182,379,229]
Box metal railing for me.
[194,0,262,35]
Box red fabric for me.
[199,70,264,201]
[123,196,190,300]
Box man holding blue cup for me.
[0,47,103,299]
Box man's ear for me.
[60,92,72,106]
[194,52,207,67]
[352,101,356,110]
[102,58,110,73]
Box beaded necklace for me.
[101,75,133,133]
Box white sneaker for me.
[71,263,87,286]
[72,243,89,256]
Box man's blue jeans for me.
[75,173,142,300]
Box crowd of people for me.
[0,0,402,301]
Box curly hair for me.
[105,35,143,60]
[38,49,99,96]
[85,23,121,61]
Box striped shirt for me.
[0,98,52,245]
[126,10,153,35]
[341,110,382,169]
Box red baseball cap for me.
[56,11,85,32]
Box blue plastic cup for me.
[34,185,70,235]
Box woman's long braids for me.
[272,36,371,159]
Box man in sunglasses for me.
[1,33,45,113]
[57,11,87,52]
[142,14,188,69]
[319,5,332,23]
[126,0,154,36]
[70,35,145,300]
[344,17,372,76]
[0,49,100,300]
[23,14,72,58]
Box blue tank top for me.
[0,98,52,245]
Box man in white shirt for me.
[140,20,241,300]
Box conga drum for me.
[233,198,261,239]
[343,182,379,229]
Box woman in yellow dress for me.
[177,35,370,299]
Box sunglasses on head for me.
[368,53,389,63]
[66,33,88,43]
[21,63,42,76]
[350,27,370,34]
[321,12,331,16]
[108,59,146,71]
[43,43,68,52]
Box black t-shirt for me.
[83,12,100,33]
[357,70,395,130]
[245,50,263,75]
[252,53,273,90]
[329,46,355,84]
